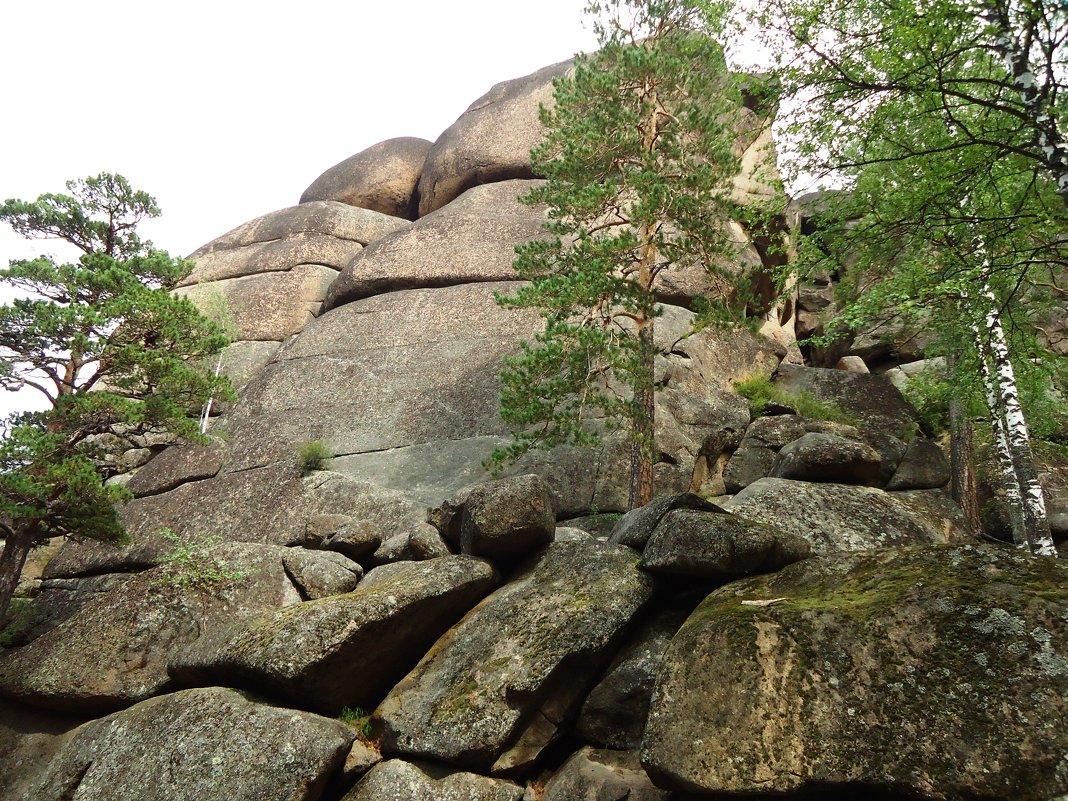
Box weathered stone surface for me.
[417,61,571,217]
[576,610,687,749]
[343,760,523,801]
[722,443,777,494]
[375,540,657,775]
[300,137,432,220]
[0,542,347,713]
[215,340,281,393]
[280,549,363,599]
[175,264,338,341]
[609,493,722,550]
[642,545,1068,801]
[126,439,226,497]
[430,474,556,561]
[836,354,869,373]
[170,556,496,715]
[0,699,83,800]
[4,575,130,646]
[641,509,811,578]
[544,748,670,801]
[770,432,882,485]
[16,687,354,801]
[323,180,548,310]
[886,437,951,491]
[724,478,964,554]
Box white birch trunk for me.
[199,353,224,435]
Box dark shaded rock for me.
[375,541,657,775]
[0,698,83,800]
[576,610,687,749]
[0,543,340,713]
[722,444,777,494]
[417,61,571,217]
[16,687,354,801]
[300,137,432,220]
[169,556,496,715]
[609,493,722,550]
[323,180,548,311]
[342,759,523,801]
[642,545,1068,801]
[430,474,556,561]
[724,478,965,554]
[544,748,669,801]
[641,509,811,578]
[887,438,951,491]
[7,574,131,645]
[770,432,882,485]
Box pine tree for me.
[492,0,758,509]
[0,173,233,624]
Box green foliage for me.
[0,597,38,649]
[897,369,954,437]
[492,0,761,503]
[157,529,248,590]
[338,706,373,738]
[734,375,858,425]
[296,440,331,475]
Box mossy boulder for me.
[374,540,657,776]
[642,545,1068,801]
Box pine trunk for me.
[949,398,982,536]
[628,322,655,510]
[0,527,34,628]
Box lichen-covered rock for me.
[642,545,1068,801]
[770,432,882,485]
[576,610,687,750]
[0,543,346,713]
[281,549,364,599]
[887,437,951,491]
[543,748,669,801]
[0,699,82,800]
[375,540,657,775]
[417,61,571,217]
[724,478,964,554]
[169,556,496,715]
[342,759,523,801]
[15,687,354,801]
[323,180,548,310]
[429,474,556,561]
[641,508,811,579]
[609,493,722,550]
[300,137,432,219]
[125,439,226,498]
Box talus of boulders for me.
[428,474,556,562]
[0,543,360,714]
[724,477,967,554]
[15,687,355,801]
[416,60,572,217]
[642,545,1068,801]
[543,748,670,801]
[300,137,432,220]
[374,540,657,776]
[322,180,549,311]
[342,759,523,801]
[169,556,496,715]
[575,610,688,750]
[640,508,811,578]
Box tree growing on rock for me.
[491,0,765,508]
[0,173,232,624]
[754,0,1067,554]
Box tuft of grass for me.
[734,375,859,425]
[157,529,249,590]
[339,706,373,737]
[0,598,38,648]
[296,440,331,476]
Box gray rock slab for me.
[323,180,548,310]
[642,545,1068,801]
[417,60,571,217]
[300,137,432,220]
[170,556,496,715]
[641,508,811,579]
[15,687,354,801]
[887,437,951,490]
[126,439,226,498]
[0,543,333,713]
[342,759,523,801]
[770,431,882,485]
[724,478,964,554]
[375,540,657,775]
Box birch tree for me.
[490,0,753,509]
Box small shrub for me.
[339,706,373,737]
[0,598,38,648]
[734,375,859,426]
[297,440,331,475]
[158,528,248,590]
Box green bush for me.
[157,529,248,590]
[296,440,331,476]
[339,706,373,737]
[0,597,38,648]
[734,375,859,425]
